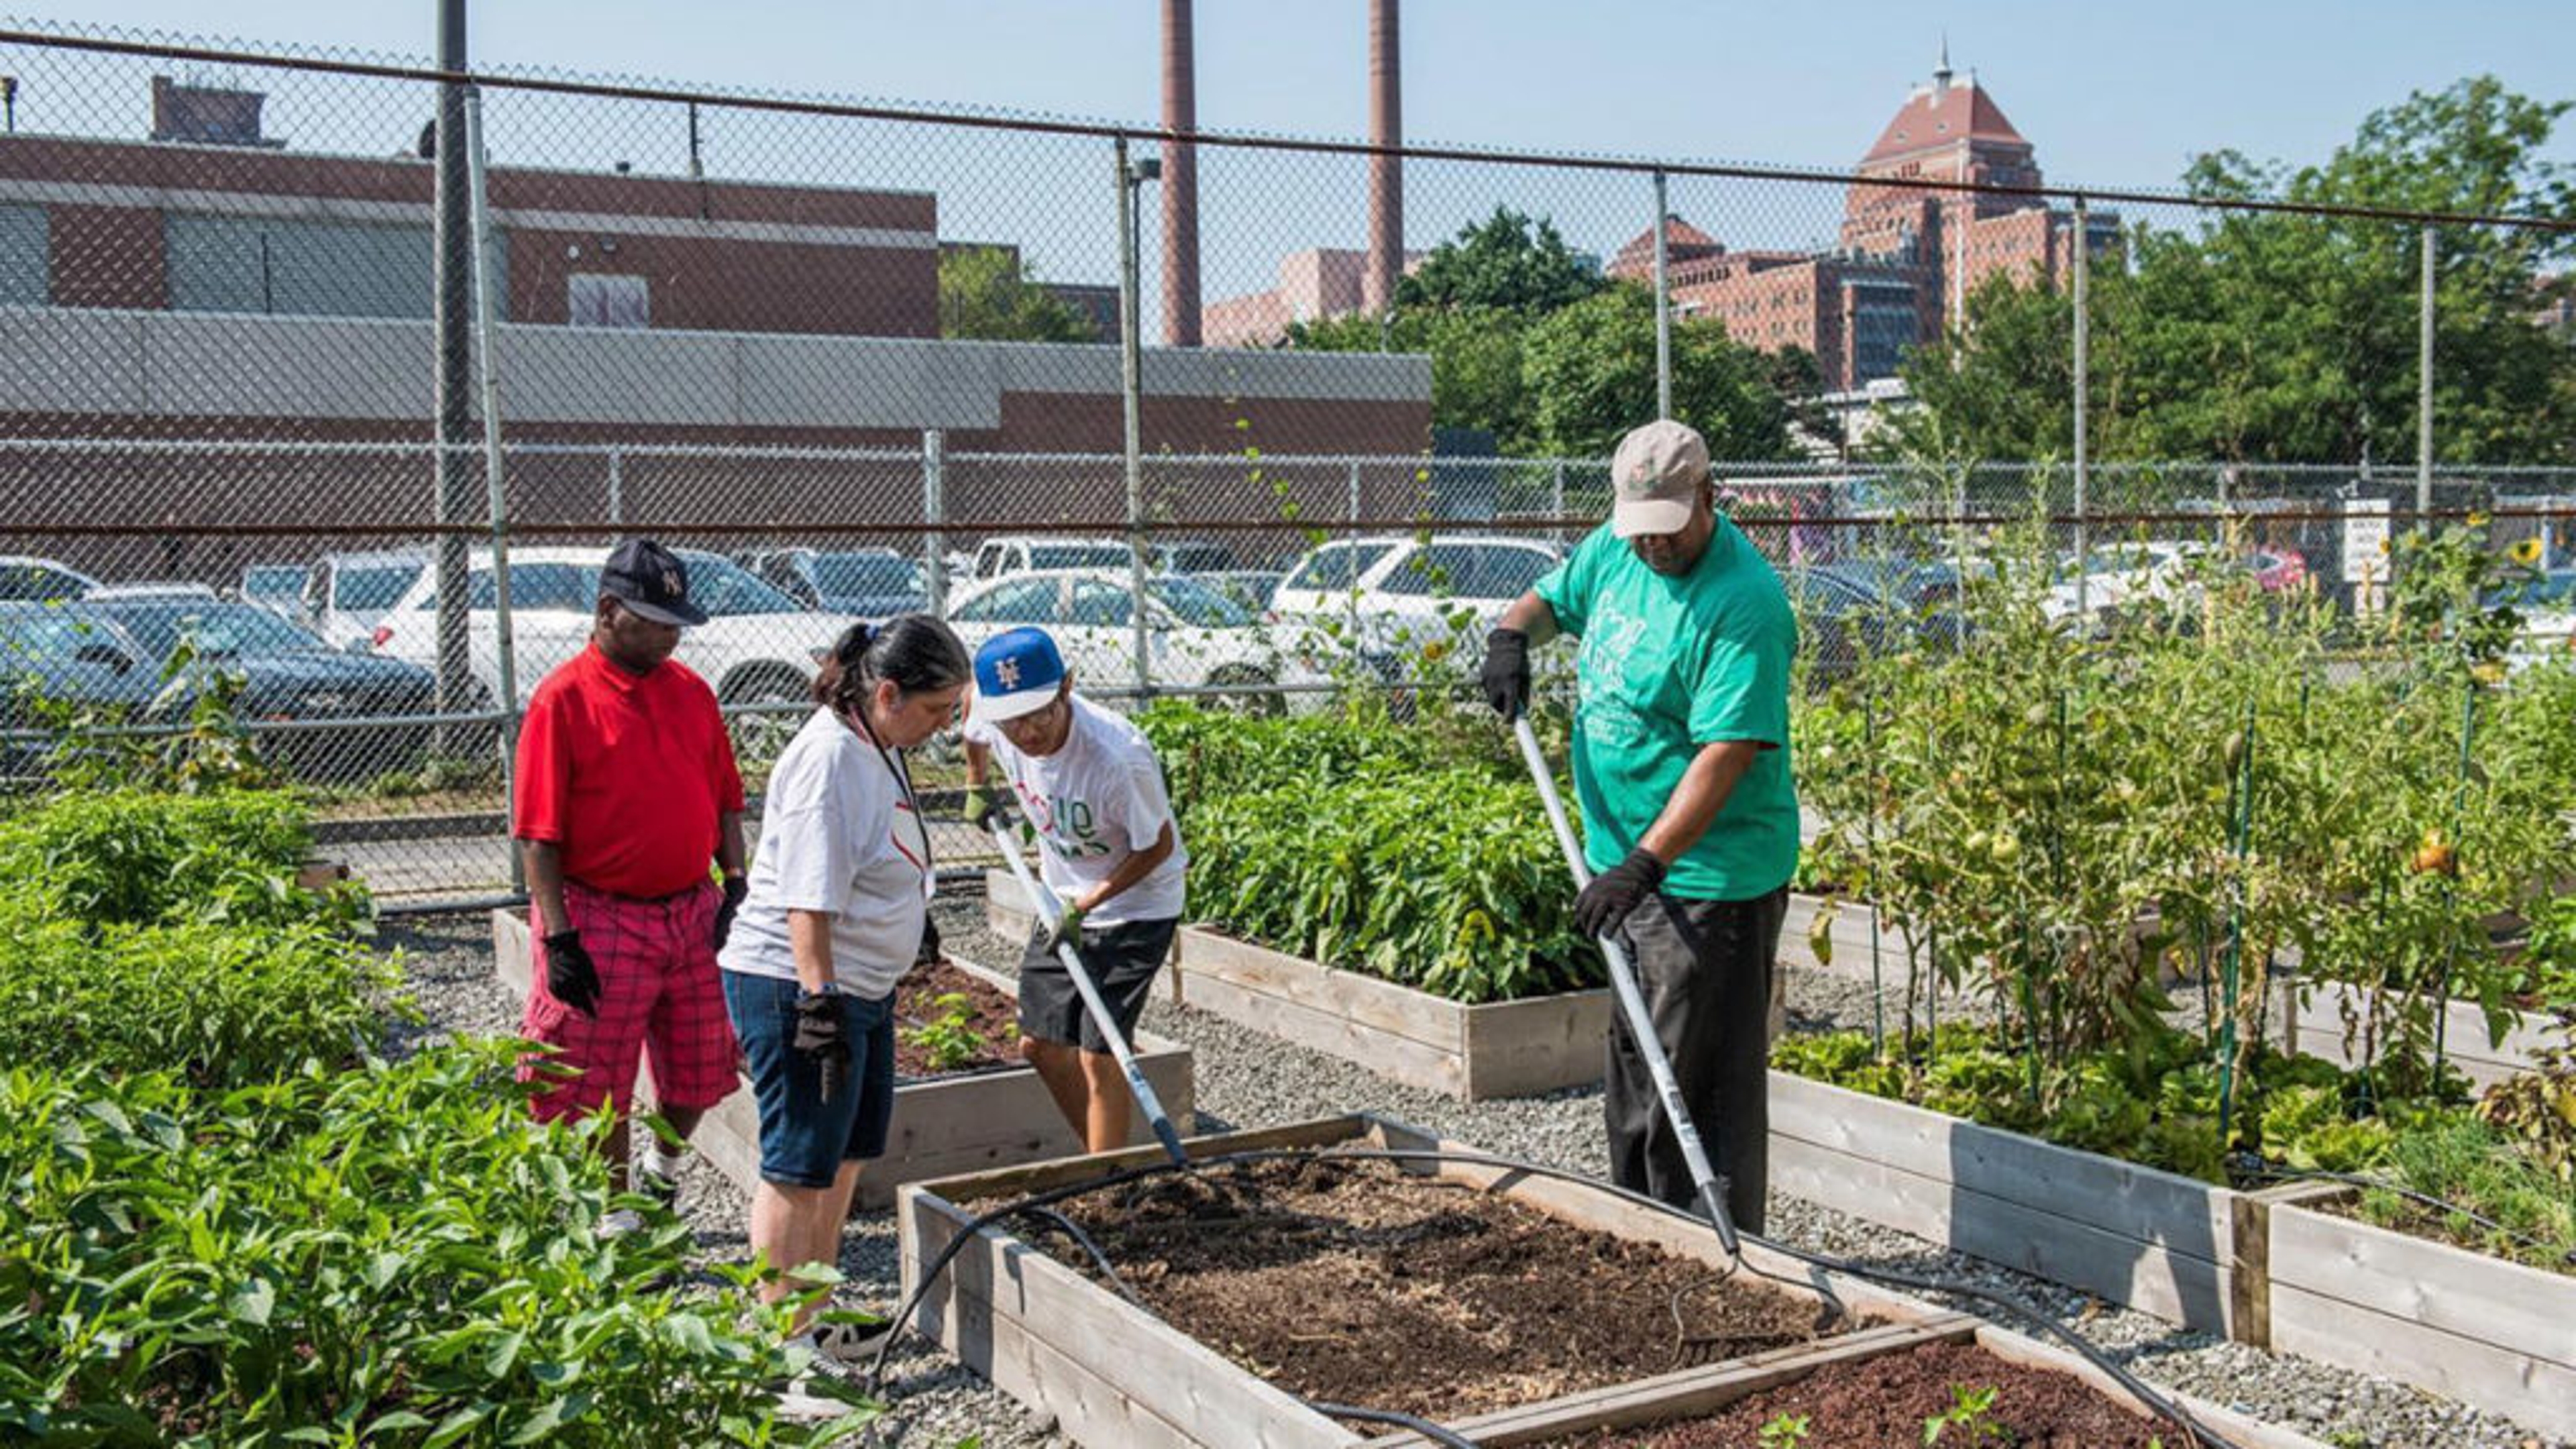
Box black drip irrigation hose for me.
[2231,1154,2576,1267]
[866,1144,2257,1449]
[1309,1401,1486,1448]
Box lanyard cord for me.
[841,701,935,886]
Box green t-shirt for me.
[1533,516,1800,901]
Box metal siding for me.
[0,205,48,305]
[164,213,505,320]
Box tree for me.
[938,246,1099,343]
[1897,77,2576,467]
[1397,207,1605,316]
[1292,306,1532,448]
[1521,282,1794,460]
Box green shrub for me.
[0,788,364,931]
[1187,769,1598,1003]
[0,920,400,1089]
[1138,698,1515,823]
[0,1047,874,1444]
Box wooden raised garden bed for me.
[2265,1182,2576,1442]
[491,910,1195,1209]
[2282,978,2557,1089]
[1766,1069,2265,1340]
[898,1114,2327,1449]
[989,869,1610,1099]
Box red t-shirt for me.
[513,643,745,899]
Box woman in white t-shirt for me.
[717,614,968,1366]
[960,627,1187,1153]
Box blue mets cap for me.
[971,627,1067,724]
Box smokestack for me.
[1161,0,1201,346]
[1365,0,1401,316]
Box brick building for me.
[1201,246,1425,348]
[1609,54,2116,390]
[0,78,1432,580]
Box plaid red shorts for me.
[518,877,741,1122]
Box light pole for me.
[1116,140,1162,700]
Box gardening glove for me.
[915,916,943,969]
[543,929,602,1018]
[713,874,749,951]
[1040,900,1088,957]
[1573,849,1666,941]
[793,991,849,1105]
[961,783,1010,833]
[1481,627,1532,720]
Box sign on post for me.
[2342,496,2392,611]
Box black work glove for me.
[793,991,849,1105]
[961,783,1010,833]
[543,929,602,1018]
[1573,849,1666,941]
[916,916,943,969]
[1482,627,1532,720]
[713,874,748,951]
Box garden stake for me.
[2433,678,2477,1075]
[1864,682,1884,1052]
[989,820,1190,1169]
[1512,715,1741,1260]
[2216,700,2255,1150]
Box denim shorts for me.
[720,971,897,1190]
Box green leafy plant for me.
[1921,1383,2006,1445]
[903,991,991,1074]
[1758,1411,1812,1448]
[0,1046,877,1444]
[0,787,368,933]
[2474,1008,2576,1186]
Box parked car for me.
[1200,570,1287,614]
[746,547,929,617]
[1153,539,1240,575]
[943,568,1331,714]
[76,597,439,783]
[372,546,866,710]
[239,564,308,618]
[967,535,1136,584]
[0,555,100,602]
[2247,547,2310,594]
[87,582,221,602]
[2039,540,2231,627]
[2491,568,2576,672]
[1269,534,1564,661]
[302,549,429,651]
[1788,564,1970,680]
[0,602,163,777]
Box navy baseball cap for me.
[599,539,708,627]
[971,627,1066,724]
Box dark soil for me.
[892,959,1020,1078]
[1551,1340,2173,1448]
[1004,1156,1841,1419]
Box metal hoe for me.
[1512,714,1743,1259]
[988,820,1191,1168]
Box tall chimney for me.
[1364,0,1401,317]
[1161,0,1201,346]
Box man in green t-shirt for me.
[1482,418,1799,1232]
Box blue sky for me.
[18,2,2573,321]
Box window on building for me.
[0,204,47,305]
[165,213,500,319]
[568,273,649,329]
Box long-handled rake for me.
[1511,714,1743,1263]
[987,820,1191,1168]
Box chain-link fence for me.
[1,24,2569,908]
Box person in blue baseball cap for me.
[961,627,1187,1153]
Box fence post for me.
[922,429,947,620]
[1551,458,1566,547]
[462,87,521,894]
[2418,223,2436,527]
[431,0,474,759]
[1652,169,1672,421]
[1116,136,1151,700]
[606,446,624,527]
[2072,194,2091,620]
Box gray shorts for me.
[1018,916,1177,1053]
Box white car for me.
[373,545,867,708]
[301,549,429,652]
[2039,540,2230,626]
[2500,568,2576,672]
[0,555,101,602]
[967,535,1135,584]
[943,568,1331,714]
[1269,534,1564,662]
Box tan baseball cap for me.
[1609,419,1709,539]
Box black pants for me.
[1604,885,1789,1235]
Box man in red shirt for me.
[515,539,748,1232]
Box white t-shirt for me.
[966,694,1186,925]
[718,707,932,999]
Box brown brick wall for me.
[48,205,165,309]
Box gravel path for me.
[376,897,2570,1449]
